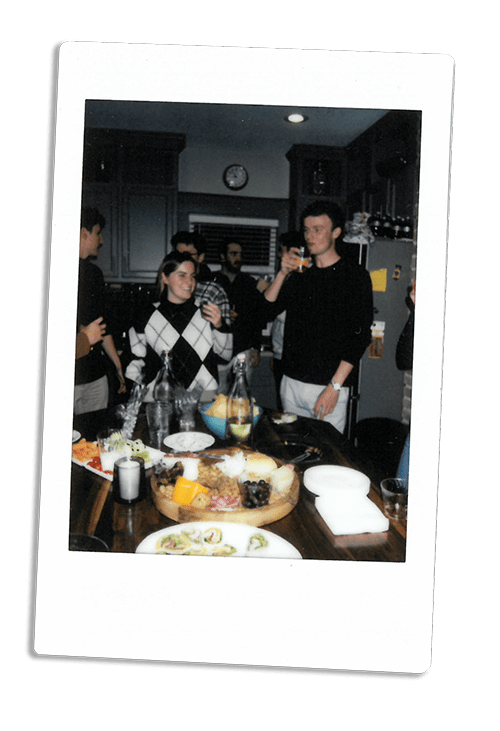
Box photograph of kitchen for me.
[37,43,454,675]
[76,100,419,470]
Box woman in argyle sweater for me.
[125,251,232,401]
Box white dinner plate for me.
[303,465,371,497]
[136,521,302,559]
[163,431,215,452]
[72,430,81,443]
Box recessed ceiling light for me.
[285,113,308,124]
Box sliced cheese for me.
[172,476,210,506]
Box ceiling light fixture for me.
[285,113,308,124]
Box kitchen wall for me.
[179,142,290,199]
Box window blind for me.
[189,214,278,273]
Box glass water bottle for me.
[225,353,253,446]
[153,350,173,404]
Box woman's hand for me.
[202,302,222,329]
[248,348,260,369]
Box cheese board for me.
[151,448,300,527]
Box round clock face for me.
[223,164,249,190]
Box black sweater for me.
[74,258,108,385]
[264,258,373,386]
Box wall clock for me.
[223,164,249,191]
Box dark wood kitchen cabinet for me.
[286,144,347,229]
[81,129,185,281]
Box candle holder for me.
[113,456,146,505]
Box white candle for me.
[117,459,140,501]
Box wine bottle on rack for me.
[382,213,393,239]
[393,216,402,239]
[402,217,413,240]
[370,211,382,237]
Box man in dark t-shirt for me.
[213,238,265,393]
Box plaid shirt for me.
[194,280,232,330]
[125,299,232,396]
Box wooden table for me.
[70,408,406,561]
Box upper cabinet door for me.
[81,128,185,281]
[121,185,174,280]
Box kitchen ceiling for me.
[85,100,389,150]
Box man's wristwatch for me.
[330,380,342,392]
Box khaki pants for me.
[280,375,349,434]
[73,375,109,415]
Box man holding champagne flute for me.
[263,200,373,433]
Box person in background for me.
[395,279,416,484]
[126,251,232,402]
[262,200,373,434]
[267,231,304,411]
[74,207,126,415]
[171,230,213,281]
[396,279,415,371]
[213,238,266,393]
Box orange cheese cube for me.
[172,476,209,506]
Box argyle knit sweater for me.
[125,298,232,396]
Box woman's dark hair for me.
[153,250,195,301]
[161,250,194,277]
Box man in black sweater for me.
[74,207,126,414]
[263,201,373,433]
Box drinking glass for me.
[297,246,311,272]
[96,428,127,472]
[146,402,172,449]
[380,478,408,520]
[173,385,201,432]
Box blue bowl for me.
[199,401,262,440]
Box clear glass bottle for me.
[225,353,253,446]
[311,161,328,196]
[402,216,412,240]
[370,211,382,237]
[382,214,394,239]
[153,350,173,404]
[392,216,402,239]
